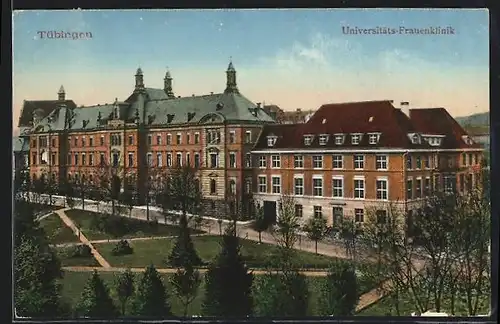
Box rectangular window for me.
[157,152,162,167]
[415,178,422,198]
[186,133,191,144]
[376,210,387,224]
[156,135,162,145]
[245,131,252,143]
[186,153,191,167]
[406,155,412,169]
[194,133,200,144]
[468,153,473,166]
[167,153,172,167]
[314,206,322,218]
[176,133,182,144]
[258,176,267,193]
[424,155,430,169]
[74,153,79,166]
[333,207,343,224]
[351,134,361,144]
[259,155,267,168]
[51,138,56,147]
[111,134,122,146]
[229,131,236,144]
[424,177,431,195]
[312,155,323,169]
[167,134,172,145]
[271,155,281,168]
[245,179,252,194]
[376,155,388,170]
[294,177,304,195]
[313,177,323,197]
[209,153,218,168]
[319,135,328,145]
[245,153,252,168]
[354,178,365,199]
[128,153,133,167]
[100,153,105,165]
[89,154,94,166]
[99,135,104,146]
[128,135,133,145]
[294,155,304,168]
[31,153,37,165]
[332,155,343,169]
[74,137,78,146]
[50,153,56,165]
[332,177,343,198]
[112,152,119,167]
[194,153,200,168]
[334,135,344,145]
[295,204,303,218]
[416,156,422,169]
[82,137,86,147]
[82,153,86,166]
[272,176,281,194]
[407,178,413,199]
[229,152,236,168]
[176,153,182,166]
[368,134,378,144]
[376,178,388,200]
[354,208,364,222]
[354,155,364,169]
[444,176,455,193]
[147,153,152,167]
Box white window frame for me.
[229,130,236,144]
[258,175,267,193]
[271,155,281,168]
[334,134,345,145]
[354,154,365,170]
[304,135,314,146]
[194,132,200,144]
[354,176,365,199]
[354,208,364,223]
[351,133,363,145]
[267,136,277,147]
[245,130,252,143]
[176,133,182,145]
[294,155,304,168]
[415,176,423,198]
[312,155,323,169]
[318,134,329,145]
[294,175,304,196]
[147,153,152,167]
[167,133,172,145]
[176,152,183,167]
[368,133,379,145]
[376,155,388,171]
[312,175,323,197]
[128,152,134,167]
[332,154,343,169]
[271,175,281,194]
[166,152,172,167]
[245,153,252,168]
[332,176,344,198]
[313,205,322,218]
[229,152,237,168]
[259,155,267,168]
[376,177,388,201]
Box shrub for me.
[69,244,93,258]
[112,239,134,256]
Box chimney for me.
[256,102,261,109]
[400,101,410,117]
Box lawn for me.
[39,213,79,244]
[94,235,349,270]
[60,270,358,316]
[358,289,491,316]
[55,246,101,267]
[65,209,205,241]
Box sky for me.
[12,9,489,134]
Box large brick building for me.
[22,62,275,215]
[250,100,484,226]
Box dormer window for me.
[368,133,381,145]
[462,135,474,145]
[304,135,314,146]
[267,135,277,147]
[318,134,329,146]
[351,133,363,145]
[408,133,422,145]
[424,134,444,147]
[334,134,345,145]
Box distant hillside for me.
[455,112,489,127]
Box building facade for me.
[250,100,484,226]
[22,62,274,216]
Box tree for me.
[166,166,202,219]
[272,194,301,250]
[74,176,92,210]
[170,264,201,317]
[96,162,122,216]
[253,269,309,317]
[202,226,253,317]
[131,264,172,317]
[167,212,203,267]
[121,182,136,217]
[14,236,66,317]
[76,270,118,318]
[318,260,359,316]
[303,214,327,254]
[114,269,135,316]
[250,202,268,244]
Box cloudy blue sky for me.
[13,9,489,132]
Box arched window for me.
[210,179,216,194]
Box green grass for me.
[60,270,355,316]
[55,246,101,267]
[40,213,79,244]
[358,289,491,316]
[65,209,205,241]
[94,235,349,270]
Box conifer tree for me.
[168,214,203,267]
[76,270,118,318]
[202,226,253,317]
[318,261,359,316]
[114,269,135,316]
[131,264,172,317]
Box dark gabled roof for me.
[410,108,483,149]
[253,100,481,150]
[18,100,77,127]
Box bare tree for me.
[272,193,300,250]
